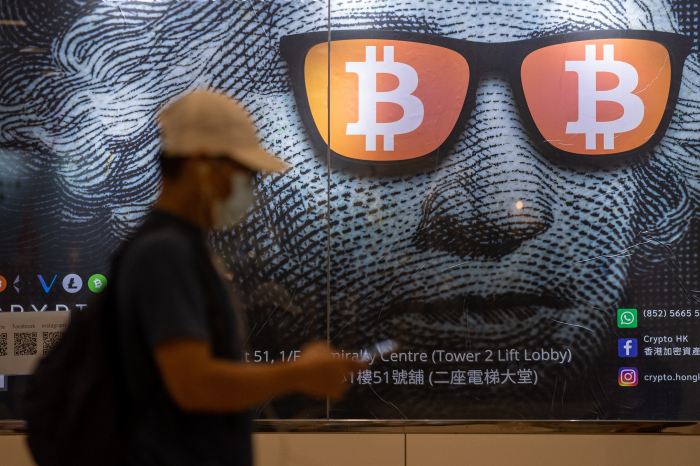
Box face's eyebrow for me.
[327,9,637,43]
[330,10,440,34]
[527,24,605,40]
[310,0,680,45]
[525,23,631,40]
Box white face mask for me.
[210,172,255,230]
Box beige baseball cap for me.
[158,90,288,172]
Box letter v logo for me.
[38,275,57,293]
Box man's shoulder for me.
[122,226,197,268]
[133,226,193,250]
[125,211,203,254]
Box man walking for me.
[116,90,362,465]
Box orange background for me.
[521,39,671,155]
[305,40,469,161]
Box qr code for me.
[14,332,37,356]
[42,332,64,355]
[0,334,6,357]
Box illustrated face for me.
[2,0,698,419]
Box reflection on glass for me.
[0,0,699,423]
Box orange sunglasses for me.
[280,30,693,174]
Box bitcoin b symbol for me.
[88,274,107,293]
[565,44,644,150]
[346,46,424,151]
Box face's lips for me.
[376,291,567,322]
[330,290,572,348]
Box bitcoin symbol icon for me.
[88,274,107,293]
[346,46,424,151]
[565,44,644,150]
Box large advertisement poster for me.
[0,0,699,421]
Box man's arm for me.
[154,339,364,413]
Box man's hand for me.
[155,339,366,412]
[294,341,367,400]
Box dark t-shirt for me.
[115,211,252,466]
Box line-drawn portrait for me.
[0,0,698,420]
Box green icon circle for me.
[88,274,107,293]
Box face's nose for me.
[414,74,555,260]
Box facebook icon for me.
[618,338,638,357]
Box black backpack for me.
[23,279,130,466]
[24,220,153,466]
[23,217,225,466]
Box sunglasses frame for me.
[280,29,694,175]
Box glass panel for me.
[327,0,700,420]
[1,0,700,424]
[0,0,330,420]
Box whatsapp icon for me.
[617,309,638,328]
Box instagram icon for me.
[619,368,638,386]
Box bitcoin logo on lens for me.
[88,274,107,293]
[345,45,424,151]
[565,44,644,150]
